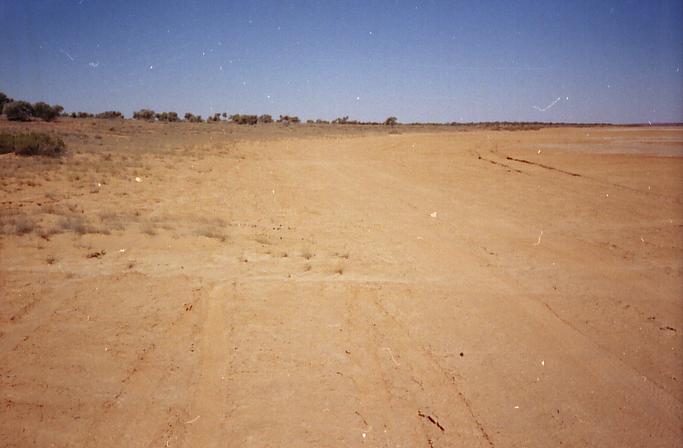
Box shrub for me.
[230,114,257,125]
[258,114,273,124]
[384,116,398,126]
[0,132,66,157]
[208,113,222,122]
[184,112,203,123]
[96,111,124,119]
[277,115,300,124]
[72,112,94,118]
[33,102,60,122]
[133,109,155,120]
[3,101,34,121]
[156,111,179,122]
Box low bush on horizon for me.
[0,132,66,157]
[156,111,179,122]
[133,109,156,121]
[277,115,300,124]
[230,114,258,125]
[184,112,203,122]
[96,111,124,119]
[71,112,94,118]
[0,93,63,122]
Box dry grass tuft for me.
[56,215,105,235]
[194,226,228,242]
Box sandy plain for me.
[0,120,681,447]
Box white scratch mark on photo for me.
[533,97,561,112]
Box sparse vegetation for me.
[0,132,66,157]
[384,116,398,126]
[258,114,273,124]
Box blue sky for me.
[1,0,681,123]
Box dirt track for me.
[1,123,682,447]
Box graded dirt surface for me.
[1,121,682,447]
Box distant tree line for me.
[4,90,619,129]
[1,92,63,122]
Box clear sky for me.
[1,0,682,123]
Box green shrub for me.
[3,101,34,121]
[96,111,124,119]
[71,112,94,118]
[133,109,155,120]
[156,111,179,122]
[0,132,66,157]
[230,114,257,125]
[184,112,203,122]
[33,102,60,121]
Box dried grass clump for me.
[56,215,103,235]
[0,132,66,157]
[0,214,39,236]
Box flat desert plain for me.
[0,121,682,447]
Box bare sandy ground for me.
[1,121,681,447]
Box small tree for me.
[258,114,273,124]
[184,113,203,123]
[133,109,155,120]
[230,114,257,125]
[96,111,124,119]
[384,116,397,126]
[33,102,59,122]
[3,101,34,121]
